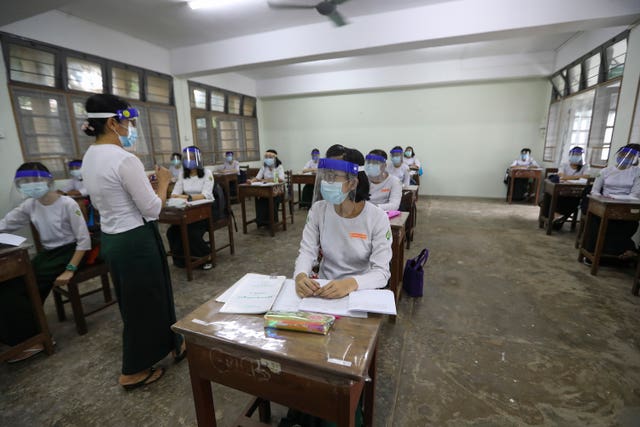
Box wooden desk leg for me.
[534,177,541,206]
[591,215,608,276]
[546,192,558,235]
[508,175,514,204]
[633,259,640,296]
[578,211,592,262]
[336,387,357,427]
[241,194,248,234]
[363,346,377,427]
[188,354,216,427]
[297,183,302,208]
[268,196,275,237]
[281,195,287,232]
[181,222,193,281]
[207,214,216,267]
[25,264,54,354]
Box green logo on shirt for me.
[75,209,82,217]
[386,229,391,240]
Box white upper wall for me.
[191,73,257,98]
[554,25,630,70]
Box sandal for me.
[120,367,165,391]
[173,340,187,364]
[7,344,45,364]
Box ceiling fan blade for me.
[327,10,347,26]
[267,1,316,9]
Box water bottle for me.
[273,169,279,184]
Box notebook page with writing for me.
[297,280,367,318]
[271,279,302,312]
[219,273,286,314]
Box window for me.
[568,64,582,94]
[551,73,566,99]
[543,102,561,162]
[67,57,104,93]
[584,53,601,87]
[588,80,621,166]
[606,39,626,79]
[8,44,56,87]
[2,33,180,176]
[629,78,640,145]
[187,81,259,162]
[112,67,140,100]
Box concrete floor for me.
[1,197,639,426]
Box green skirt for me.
[101,221,182,375]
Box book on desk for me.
[215,273,397,317]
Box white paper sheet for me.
[609,194,640,201]
[0,233,27,246]
[348,289,397,315]
[218,273,286,314]
[271,279,303,312]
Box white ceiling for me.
[1,0,639,95]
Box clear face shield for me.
[312,158,360,206]
[389,149,403,166]
[615,147,639,169]
[87,108,139,150]
[183,147,203,170]
[568,148,584,165]
[68,160,82,179]
[364,154,387,183]
[12,169,54,203]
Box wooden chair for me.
[283,170,295,224]
[246,167,260,180]
[544,167,558,178]
[31,222,115,336]
[211,182,236,255]
[399,189,416,249]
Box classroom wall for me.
[258,78,552,198]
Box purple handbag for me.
[402,248,429,297]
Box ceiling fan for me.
[267,0,351,27]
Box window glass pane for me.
[587,80,620,166]
[67,57,103,93]
[551,74,566,97]
[112,67,140,100]
[568,64,581,94]
[148,107,180,165]
[228,95,241,115]
[606,39,626,79]
[146,75,171,104]
[9,44,56,87]
[70,96,96,155]
[217,118,242,153]
[192,88,207,109]
[10,87,74,178]
[243,97,256,116]
[584,53,600,87]
[210,90,225,112]
[543,102,561,162]
[629,83,640,146]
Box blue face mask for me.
[19,182,50,199]
[521,153,530,161]
[391,156,402,166]
[171,159,181,166]
[569,155,582,164]
[69,169,82,179]
[320,180,348,205]
[226,155,233,162]
[312,155,319,162]
[264,158,275,167]
[404,150,412,157]
[364,163,381,178]
[119,123,138,148]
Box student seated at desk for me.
[169,152,183,183]
[247,149,285,228]
[0,163,90,362]
[167,146,214,270]
[543,146,591,229]
[61,159,88,197]
[403,146,422,185]
[388,146,411,186]
[584,145,640,262]
[365,149,402,211]
[294,148,392,299]
[219,151,240,174]
[507,147,541,201]
[300,148,320,209]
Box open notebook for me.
[216,273,396,317]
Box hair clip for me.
[81,121,95,131]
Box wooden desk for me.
[159,201,215,281]
[507,167,543,205]
[538,179,586,235]
[389,212,409,305]
[238,183,286,237]
[291,173,316,208]
[0,245,55,363]
[213,172,239,204]
[578,194,640,275]
[172,299,382,427]
[404,184,419,201]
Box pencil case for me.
[264,311,335,335]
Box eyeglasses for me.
[324,171,348,183]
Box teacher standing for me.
[81,94,185,390]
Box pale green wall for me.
[259,79,553,198]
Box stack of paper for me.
[218,273,286,314]
[0,233,27,246]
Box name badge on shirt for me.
[381,188,391,193]
[349,232,367,240]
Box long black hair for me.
[17,162,50,174]
[83,94,129,137]
[183,146,205,179]
[344,148,369,202]
[326,144,346,159]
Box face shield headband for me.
[366,154,386,163]
[15,170,53,180]
[318,158,359,175]
[68,161,82,169]
[86,108,139,121]
[390,149,403,156]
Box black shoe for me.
[582,257,593,266]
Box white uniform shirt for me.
[591,166,640,198]
[294,200,392,290]
[0,196,90,251]
[388,163,411,186]
[82,144,162,234]
[369,175,402,211]
[170,166,183,182]
[256,165,285,181]
[62,177,88,196]
[303,160,319,170]
[403,157,421,175]
[219,160,240,174]
[172,168,214,200]
[559,163,591,177]
[510,157,540,168]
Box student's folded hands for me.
[313,278,357,299]
[295,273,319,297]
